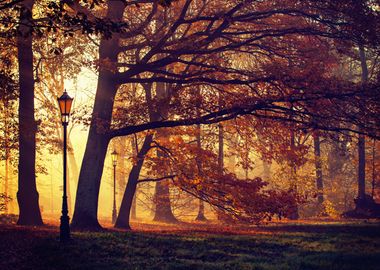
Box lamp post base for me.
[60,215,70,242]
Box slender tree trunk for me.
[358,135,366,200]
[313,133,324,205]
[371,139,376,198]
[4,153,9,214]
[289,128,299,220]
[195,124,207,221]
[115,135,153,229]
[357,45,368,202]
[16,0,43,225]
[4,106,9,213]
[130,136,138,220]
[218,123,224,173]
[217,122,225,220]
[71,1,125,230]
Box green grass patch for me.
[0,222,379,270]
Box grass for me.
[0,221,379,270]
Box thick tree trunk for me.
[195,199,207,221]
[152,80,177,223]
[153,134,177,223]
[130,190,137,220]
[313,133,324,205]
[130,136,138,220]
[115,135,153,229]
[153,181,177,223]
[16,0,43,225]
[71,132,110,229]
[71,1,125,230]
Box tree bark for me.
[151,79,177,223]
[153,180,177,223]
[130,190,137,220]
[115,134,153,229]
[16,0,43,225]
[3,105,10,213]
[195,199,207,221]
[71,1,125,230]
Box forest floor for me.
[0,219,379,270]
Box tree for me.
[71,0,380,229]
[16,0,44,225]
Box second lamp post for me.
[111,149,118,224]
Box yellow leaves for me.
[191,176,201,185]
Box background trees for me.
[0,0,379,227]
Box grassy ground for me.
[0,221,379,270]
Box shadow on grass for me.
[1,223,379,270]
[259,222,380,237]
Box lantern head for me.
[57,90,74,124]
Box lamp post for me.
[57,90,73,242]
[111,149,118,224]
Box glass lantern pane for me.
[65,98,73,115]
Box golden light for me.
[57,90,74,124]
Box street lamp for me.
[57,90,73,242]
[111,149,118,224]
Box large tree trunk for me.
[153,180,177,223]
[313,133,324,205]
[16,0,43,226]
[130,190,137,220]
[196,200,207,221]
[71,131,111,229]
[130,136,138,220]
[115,135,153,229]
[152,79,177,223]
[71,1,125,230]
